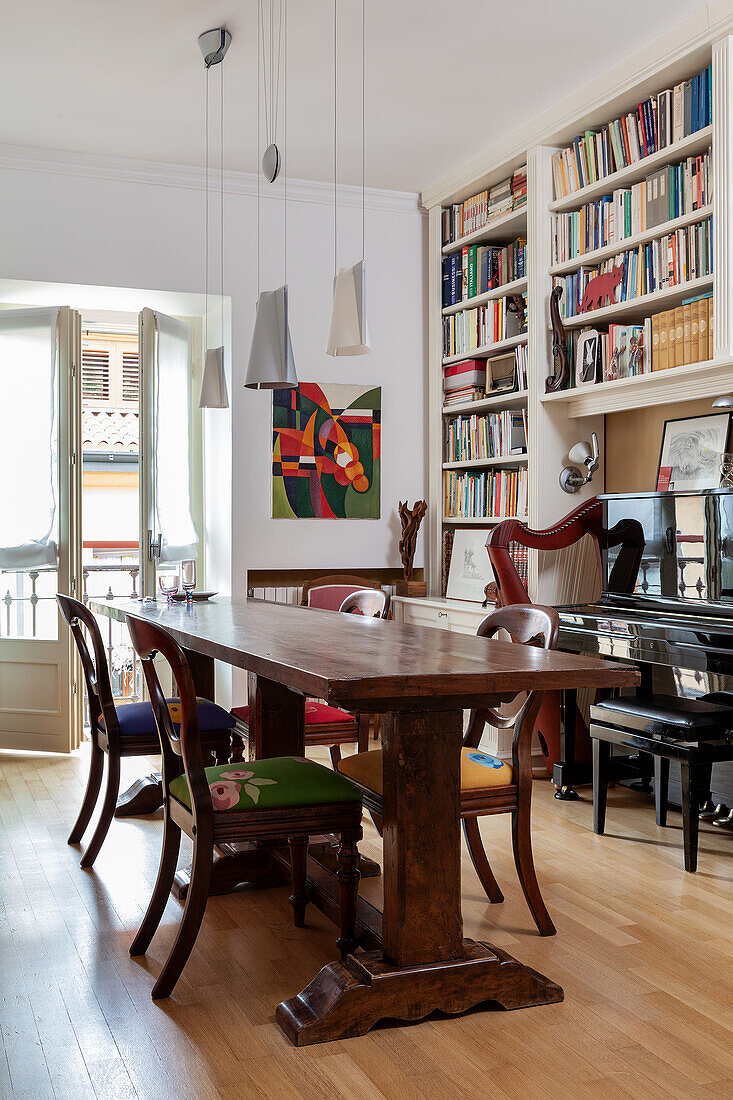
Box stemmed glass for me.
[181,560,196,602]
[158,573,180,602]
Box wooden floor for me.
[0,746,731,1100]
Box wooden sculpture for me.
[396,499,428,597]
[578,264,623,313]
[545,285,569,393]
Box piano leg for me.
[554,688,580,801]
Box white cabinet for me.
[391,595,489,635]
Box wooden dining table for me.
[91,595,639,1045]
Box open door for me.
[138,308,201,597]
[0,306,82,752]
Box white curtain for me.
[0,307,59,569]
[155,312,199,563]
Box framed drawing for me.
[272,383,381,518]
[446,528,493,603]
[575,329,600,387]
[656,412,731,492]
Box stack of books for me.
[551,64,712,200]
[551,151,711,266]
[443,359,486,402]
[489,177,513,219]
[443,294,527,357]
[444,467,528,519]
[442,239,527,307]
[651,292,712,369]
[445,409,527,462]
[515,343,529,389]
[512,165,528,209]
[554,216,712,319]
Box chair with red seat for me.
[58,593,235,868]
[232,581,389,767]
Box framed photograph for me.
[656,412,731,492]
[446,528,494,603]
[576,329,600,387]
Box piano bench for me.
[589,694,733,873]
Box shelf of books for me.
[541,56,723,418]
[435,166,531,595]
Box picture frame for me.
[656,412,731,492]
[575,328,601,387]
[446,528,494,603]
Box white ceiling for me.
[0,0,708,194]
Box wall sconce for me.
[560,432,600,494]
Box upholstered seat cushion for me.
[169,756,362,812]
[591,694,733,735]
[338,747,513,795]
[231,702,356,727]
[100,697,235,736]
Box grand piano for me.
[487,488,733,806]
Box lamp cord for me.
[257,0,261,298]
[333,0,337,279]
[284,0,287,287]
[220,56,224,348]
[362,0,365,260]
[204,62,209,351]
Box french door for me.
[0,307,82,753]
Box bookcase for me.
[416,21,733,606]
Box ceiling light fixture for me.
[198,27,231,409]
[326,0,370,357]
[245,0,297,390]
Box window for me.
[82,334,139,408]
[81,349,111,402]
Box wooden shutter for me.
[121,351,139,405]
[81,348,111,404]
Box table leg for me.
[276,708,563,1045]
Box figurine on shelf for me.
[578,264,623,313]
[396,499,428,597]
[545,285,568,393]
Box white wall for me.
[0,153,427,602]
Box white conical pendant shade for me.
[326,259,370,356]
[199,346,229,408]
[245,285,298,389]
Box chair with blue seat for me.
[57,593,235,868]
[339,603,559,936]
[126,614,363,999]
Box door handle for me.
[147,529,162,562]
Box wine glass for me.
[181,560,196,602]
[158,573,179,602]
[721,454,733,488]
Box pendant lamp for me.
[245,0,297,390]
[198,27,231,409]
[326,0,370,356]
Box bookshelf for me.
[416,21,733,609]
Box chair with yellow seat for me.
[127,615,363,1000]
[339,603,559,936]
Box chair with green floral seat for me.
[338,603,559,937]
[57,592,235,869]
[127,614,363,1000]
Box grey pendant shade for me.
[326,259,370,356]
[199,346,228,408]
[244,286,297,389]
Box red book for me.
[443,359,485,378]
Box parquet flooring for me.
[0,745,731,1098]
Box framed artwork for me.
[272,383,381,518]
[446,528,493,602]
[575,329,600,387]
[656,412,731,492]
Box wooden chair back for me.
[57,593,119,746]
[126,616,210,820]
[301,574,381,611]
[338,589,390,619]
[464,604,560,770]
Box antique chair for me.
[57,593,235,868]
[232,581,390,767]
[127,615,363,999]
[486,498,643,776]
[339,604,560,936]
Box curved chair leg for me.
[288,836,310,927]
[130,815,182,957]
[511,805,555,936]
[336,826,362,959]
[151,828,213,999]
[68,740,104,845]
[462,817,504,903]
[80,752,121,868]
[328,744,343,770]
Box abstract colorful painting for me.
[272,383,381,519]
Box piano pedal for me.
[699,799,726,821]
[711,806,733,830]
